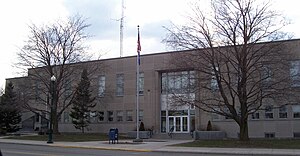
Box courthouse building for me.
[6,39,300,139]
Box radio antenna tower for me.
[120,0,125,57]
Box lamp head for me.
[51,75,56,82]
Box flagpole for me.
[136,44,140,140]
[134,25,142,142]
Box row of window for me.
[161,71,195,94]
[251,105,300,120]
[61,110,144,123]
[261,132,300,138]
[98,73,144,97]
[239,132,300,138]
[212,105,300,120]
[34,73,145,100]
[34,60,300,100]
[100,70,196,97]
[210,60,300,90]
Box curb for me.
[0,141,49,147]
[153,148,300,156]
[49,144,152,152]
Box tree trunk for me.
[52,117,59,134]
[53,114,60,134]
[239,119,249,141]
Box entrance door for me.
[168,116,189,133]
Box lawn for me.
[174,139,300,149]
[5,133,128,142]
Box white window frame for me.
[139,110,144,122]
[265,105,273,119]
[292,105,300,118]
[126,110,133,121]
[211,67,219,91]
[116,110,123,122]
[63,111,70,123]
[279,105,288,119]
[161,71,195,94]
[64,78,72,98]
[262,65,272,82]
[251,111,260,120]
[98,75,105,97]
[116,74,124,96]
[138,72,144,95]
[89,112,97,123]
[290,60,300,87]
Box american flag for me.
[137,26,141,65]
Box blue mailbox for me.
[109,128,118,144]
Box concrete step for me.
[152,133,193,140]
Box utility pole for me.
[120,0,125,57]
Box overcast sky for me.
[0,0,300,89]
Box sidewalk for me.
[1,138,300,155]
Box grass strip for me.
[5,133,129,142]
[174,139,300,149]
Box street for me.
[0,142,251,156]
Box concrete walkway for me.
[1,138,300,155]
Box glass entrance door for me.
[168,116,189,133]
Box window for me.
[279,105,287,118]
[251,112,260,120]
[168,72,175,92]
[161,73,167,94]
[290,60,300,87]
[98,75,105,97]
[63,112,70,123]
[212,113,220,120]
[89,112,97,123]
[108,111,114,122]
[116,111,123,122]
[224,107,231,119]
[232,73,240,86]
[292,105,300,118]
[126,110,133,121]
[265,105,273,119]
[161,71,195,94]
[262,65,272,87]
[265,133,275,138]
[64,78,72,98]
[116,74,124,96]
[262,65,272,82]
[35,82,41,101]
[212,108,220,120]
[138,73,144,95]
[294,132,300,138]
[189,71,196,88]
[98,111,104,122]
[236,106,241,117]
[35,113,40,122]
[211,67,219,91]
[139,110,144,122]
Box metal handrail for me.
[168,126,174,138]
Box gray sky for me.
[0,0,299,88]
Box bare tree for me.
[16,15,96,134]
[164,0,294,141]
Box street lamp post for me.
[47,75,56,144]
